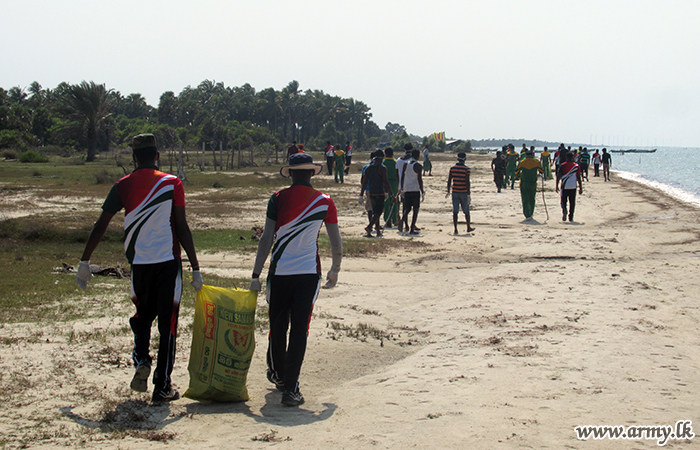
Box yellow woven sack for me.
[184,285,258,402]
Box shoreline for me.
[614,169,700,209]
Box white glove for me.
[249,277,262,291]
[323,270,338,289]
[358,194,364,205]
[190,270,203,291]
[76,260,92,290]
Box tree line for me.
[0,79,430,163]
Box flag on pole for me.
[430,132,445,142]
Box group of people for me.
[359,143,425,236]
[320,141,353,183]
[490,143,613,222]
[76,133,616,410]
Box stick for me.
[541,175,549,221]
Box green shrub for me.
[2,149,17,160]
[19,150,49,163]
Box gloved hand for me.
[191,270,203,291]
[249,277,262,291]
[76,260,92,290]
[421,191,425,202]
[358,194,364,205]
[323,270,338,289]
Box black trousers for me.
[129,259,182,391]
[267,274,321,389]
[561,189,577,220]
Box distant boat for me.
[609,149,657,153]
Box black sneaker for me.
[152,387,180,404]
[281,385,304,407]
[130,361,151,393]
[266,369,284,392]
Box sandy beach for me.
[2,153,699,449]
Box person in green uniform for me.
[540,146,552,180]
[505,144,519,189]
[383,147,399,228]
[515,150,544,219]
[333,145,345,183]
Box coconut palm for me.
[57,81,116,161]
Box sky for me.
[2,0,699,147]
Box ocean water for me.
[606,148,700,208]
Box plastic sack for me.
[184,285,258,402]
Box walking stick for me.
[541,175,549,221]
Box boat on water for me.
[609,149,657,153]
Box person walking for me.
[395,143,414,232]
[446,152,475,234]
[579,148,591,181]
[601,148,612,181]
[423,146,432,176]
[325,141,334,176]
[249,153,342,407]
[540,146,552,180]
[491,150,506,192]
[360,149,393,237]
[505,144,519,189]
[515,149,544,220]
[286,141,299,161]
[556,152,583,222]
[333,145,346,183]
[344,141,353,175]
[382,148,399,228]
[76,133,203,403]
[400,149,425,234]
[592,149,601,177]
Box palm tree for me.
[57,81,115,161]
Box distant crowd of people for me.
[491,143,612,222]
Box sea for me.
[606,148,700,209]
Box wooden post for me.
[265,142,270,165]
[237,142,241,169]
[201,142,205,171]
[219,141,223,170]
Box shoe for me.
[267,369,284,392]
[130,361,151,393]
[152,387,180,403]
[384,222,392,229]
[376,230,383,238]
[562,214,567,222]
[397,223,403,232]
[281,385,305,407]
[408,230,419,235]
[569,217,574,222]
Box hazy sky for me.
[3,0,699,147]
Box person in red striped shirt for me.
[446,152,475,235]
[76,133,202,404]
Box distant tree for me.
[8,86,27,104]
[158,91,179,126]
[56,81,116,161]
